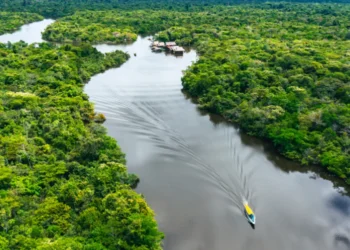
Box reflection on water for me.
[86,36,350,250]
[329,195,350,216]
[1,20,350,250]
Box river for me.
[1,19,350,250]
[0,19,55,44]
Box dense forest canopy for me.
[42,4,350,44]
[0,12,43,35]
[0,1,350,248]
[1,0,350,18]
[43,4,350,184]
[0,41,163,248]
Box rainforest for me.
[42,4,350,183]
[0,26,163,249]
[0,1,350,249]
[0,12,43,35]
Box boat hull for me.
[244,210,256,225]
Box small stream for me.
[1,20,350,250]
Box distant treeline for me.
[1,0,350,17]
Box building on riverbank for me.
[166,41,176,47]
[165,41,176,51]
[151,41,159,47]
[169,45,185,55]
[151,40,185,55]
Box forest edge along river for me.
[1,19,350,250]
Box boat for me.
[244,202,256,225]
[151,46,162,52]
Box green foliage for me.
[42,4,350,183]
[0,12,43,35]
[177,5,350,183]
[1,2,349,247]
[2,1,350,19]
[43,16,138,44]
[42,10,193,44]
[0,42,163,249]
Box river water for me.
[1,19,350,250]
[0,19,55,44]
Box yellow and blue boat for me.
[244,202,256,225]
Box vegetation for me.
[0,0,120,18]
[0,41,163,249]
[42,4,350,184]
[5,0,350,19]
[42,10,184,44]
[0,12,43,35]
[43,12,139,44]
[0,0,206,18]
[0,2,349,248]
[180,5,350,184]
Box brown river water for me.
[1,19,350,250]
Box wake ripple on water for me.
[91,82,256,216]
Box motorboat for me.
[244,202,256,225]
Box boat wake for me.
[90,80,256,219]
[85,44,256,224]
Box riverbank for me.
[2,16,350,250]
[0,12,43,35]
[38,6,350,184]
[182,90,350,193]
[0,23,163,249]
[85,36,350,250]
